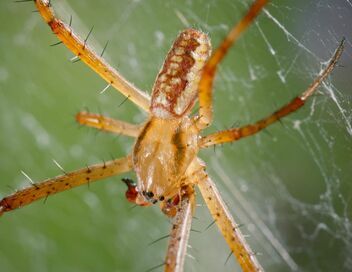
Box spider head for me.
[132,116,199,208]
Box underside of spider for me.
[0,0,344,271]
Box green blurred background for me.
[0,0,351,271]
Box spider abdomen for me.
[151,29,211,119]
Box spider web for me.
[0,1,351,272]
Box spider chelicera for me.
[1,0,344,271]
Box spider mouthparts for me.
[122,178,139,203]
[121,178,136,187]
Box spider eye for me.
[146,191,154,198]
[141,191,158,204]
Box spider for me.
[0,0,344,271]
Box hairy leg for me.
[197,0,268,129]
[34,0,150,111]
[200,39,344,148]
[0,155,132,216]
[195,163,262,272]
[164,186,195,272]
[76,111,143,137]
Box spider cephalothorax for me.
[133,116,199,206]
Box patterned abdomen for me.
[151,29,211,119]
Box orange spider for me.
[0,0,344,271]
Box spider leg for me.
[34,0,150,111]
[197,0,268,129]
[76,111,143,137]
[164,186,195,272]
[199,39,345,148]
[0,155,132,216]
[196,168,262,272]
